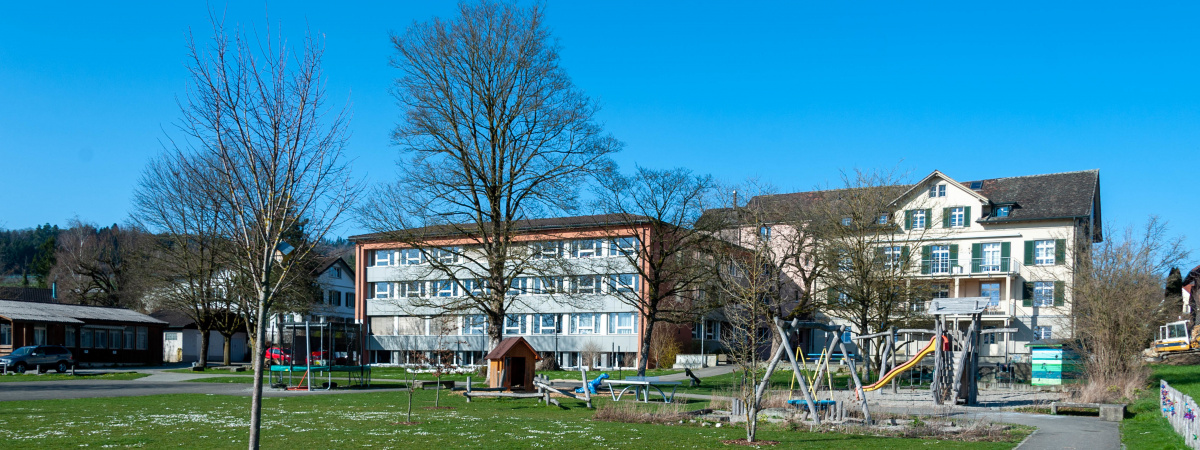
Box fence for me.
[1161,379,1200,448]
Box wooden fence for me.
[1161,379,1200,448]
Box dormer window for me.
[877,213,889,225]
[969,181,983,190]
[995,206,1010,218]
[928,184,946,198]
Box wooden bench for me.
[1050,402,1126,422]
[414,379,455,390]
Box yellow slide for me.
[863,336,943,392]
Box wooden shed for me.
[484,337,541,391]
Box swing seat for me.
[787,399,837,410]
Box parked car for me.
[264,347,292,365]
[0,345,75,373]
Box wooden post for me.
[932,319,943,405]
[580,367,592,408]
[836,326,871,424]
[969,313,981,405]
[465,376,472,402]
[775,319,821,425]
[890,327,899,394]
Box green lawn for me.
[0,387,1027,448]
[0,372,148,382]
[1121,364,1195,449]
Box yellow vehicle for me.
[1154,320,1200,354]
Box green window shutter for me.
[901,246,910,264]
[949,244,959,271]
[1022,282,1033,307]
[1054,239,1066,265]
[921,246,931,275]
[925,209,933,228]
[1000,242,1011,272]
[971,243,982,273]
[904,210,912,230]
[1054,281,1065,306]
[964,206,972,225]
[1024,240,1035,265]
[942,208,951,228]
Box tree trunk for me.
[222,333,233,366]
[248,264,271,450]
[637,321,654,376]
[198,328,211,368]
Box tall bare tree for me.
[52,219,148,309]
[808,169,936,374]
[362,1,618,352]
[168,19,355,449]
[590,166,718,375]
[132,155,230,368]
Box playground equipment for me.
[763,317,870,425]
[270,321,370,390]
[862,335,947,392]
[575,372,609,394]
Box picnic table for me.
[604,376,682,403]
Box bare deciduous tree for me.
[52,219,148,309]
[1073,217,1188,398]
[363,1,618,352]
[590,166,718,375]
[168,19,355,449]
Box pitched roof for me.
[483,337,542,361]
[350,214,652,243]
[0,287,56,303]
[313,256,354,278]
[0,300,167,325]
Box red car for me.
[264,347,293,365]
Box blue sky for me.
[1,2,1196,249]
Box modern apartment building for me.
[728,169,1102,363]
[350,215,660,369]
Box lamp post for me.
[554,315,561,369]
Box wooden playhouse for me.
[484,337,541,391]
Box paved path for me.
[872,405,1119,450]
[658,364,737,382]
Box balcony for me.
[970,257,1017,275]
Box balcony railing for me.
[970,257,1016,274]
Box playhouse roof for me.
[483,337,542,361]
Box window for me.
[374,282,391,299]
[929,184,946,197]
[758,226,771,241]
[431,247,459,264]
[1034,240,1055,265]
[608,312,638,334]
[841,330,853,343]
[570,313,599,335]
[464,315,487,335]
[877,213,889,225]
[532,277,563,294]
[399,249,424,265]
[504,314,526,335]
[931,245,950,274]
[969,181,983,190]
[110,329,122,349]
[0,323,9,346]
[399,281,426,298]
[507,277,528,295]
[532,314,558,334]
[464,279,489,296]
[981,282,1000,307]
[374,249,395,266]
[609,237,639,257]
[932,283,950,299]
[836,292,851,305]
[980,243,1001,272]
[841,217,852,226]
[1033,281,1054,307]
[982,328,996,344]
[949,207,965,227]
[65,326,75,348]
[435,280,458,297]
[1034,326,1052,340]
[994,206,1010,218]
[910,300,926,312]
[882,246,904,269]
[81,328,92,348]
[34,327,46,345]
[703,320,720,340]
[136,327,147,350]
[837,251,852,272]
[573,239,602,258]
[911,210,927,230]
[532,241,562,259]
[343,292,351,307]
[574,276,600,294]
[332,267,342,278]
[608,274,638,293]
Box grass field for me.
[0,387,1028,449]
[1120,364,1196,449]
[0,372,148,383]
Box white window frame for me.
[932,283,950,299]
[532,241,562,259]
[435,280,458,297]
[574,276,600,294]
[432,247,460,264]
[532,277,563,294]
[399,281,426,298]
[608,274,638,293]
[507,277,527,296]
[883,246,903,269]
[912,210,927,230]
[981,282,1001,307]
[570,313,599,335]
[532,314,558,334]
[929,184,946,198]
[1035,240,1055,265]
[608,312,638,334]
[374,249,394,266]
[950,206,965,227]
[981,242,1001,272]
[399,249,424,265]
[1034,326,1052,340]
[609,237,639,257]
[1033,281,1054,307]
[573,239,602,258]
[931,245,951,274]
[464,315,487,335]
[504,314,526,335]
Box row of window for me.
[904,206,974,230]
[371,238,641,267]
[370,312,640,336]
[324,289,352,308]
[915,240,1062,275]
[0,324,149,350]
[372,274,639,299]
